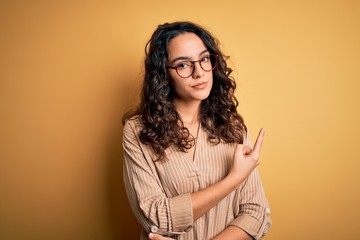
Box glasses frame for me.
[166,54,218,78]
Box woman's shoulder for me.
[123,115,144,133]
[124,114,141,124]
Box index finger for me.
[252,128,265,155]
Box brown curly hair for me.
[122,21,247,161]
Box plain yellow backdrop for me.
[1,1,359,239]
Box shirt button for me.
[265,208,271,214]
[151,225,158,233]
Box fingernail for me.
[148,232,154,239]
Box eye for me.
[177,62,190,69]
[201,56,210,62]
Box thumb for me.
[148,233,155,240]
[242,145,253,156]
[148,233,169,240]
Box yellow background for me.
[1,1,359,239]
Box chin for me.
[196,92,211,101]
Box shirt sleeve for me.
[122,120,194,235]
[229,168,272,239]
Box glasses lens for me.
[200,54,217,71]
[176,62,193,78]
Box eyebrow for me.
[170,49,210,64]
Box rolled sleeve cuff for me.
[169,193,193,232]
[230,210,271,239]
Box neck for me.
[174,100,201,125]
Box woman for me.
[122,21,271,240]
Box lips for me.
[192,82,207,89]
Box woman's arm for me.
[191,129,265,221]
[123,121,194,233]
[226,168,272,239]
[221,132,272,240]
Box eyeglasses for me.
[166,54,218,78]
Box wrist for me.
[223,174,244,191]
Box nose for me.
[192,61,204,79]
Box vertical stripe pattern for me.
[123,118,271,239]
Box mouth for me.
[192,82,207,89]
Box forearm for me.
[212,226,252,240]
[191,175,243,221]
[191,132,265,221]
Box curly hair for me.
[122,21,247,161]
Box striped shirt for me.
[123,117,271,239]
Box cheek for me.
[168,73,186,91]
[170,80,187,95]
[167,71,177,87]
[167,68,178,80]
[207,73,214,87]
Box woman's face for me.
[166,32,213,105]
